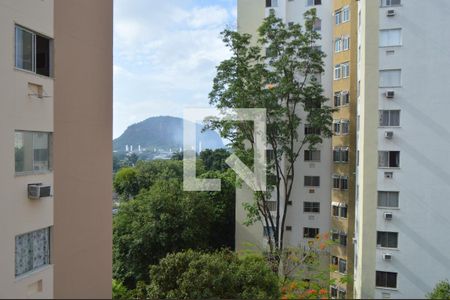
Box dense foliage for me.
[140,250,280,300]
[427,280,450,299]
[113,150,236,288]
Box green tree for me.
[113,179,216,288]
[199,148,231,171]
[143,250,280,300]
[427,280,450,299]
[112,279,130,300]
[113,167,140,199]
[207,9,333,269]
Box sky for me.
[113,0,237,138]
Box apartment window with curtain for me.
[378,151,400,168]
[15,227,51,277]
[15,25,52,77]
[376,271,398,288]
[334,64,341,80]
[380,29,402,47]
[334,92,341,107]
[380,69,401,87]
[342,6,350,22]
[335,10,342,25]
[377,231,399,248]
[335,38,342,52]
[378,191,399,208]
[342,62,350,78]
[15,131,52,174]
[304,202,320,213]
[304,176,320,187]
[379,110,400,126]
[304,150,321,162]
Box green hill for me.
[113,116,224,152]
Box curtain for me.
[15,228,50,276]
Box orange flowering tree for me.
[277,233,350,299]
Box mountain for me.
[113,116,224,152]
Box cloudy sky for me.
[113,0,236,138]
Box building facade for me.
[237,0,450,299]
[0,0,112,298]
[354,0,450,298]
[236,0,333,259]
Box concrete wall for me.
[0,0,54,298]
[53,0,113,298]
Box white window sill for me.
[15,264,52,282]
[376,286,399,291]
[14,67,54,80]
[377,246,399,251]
[377,206,400,210]
[15,170,53,177]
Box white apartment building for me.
[355,0,450,298]
[236,0,333,251]
[0,0,112,298]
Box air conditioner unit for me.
[384,172,393,179]
[385,91,395,98]
[387,10,396,17]
[385,131,394,139]
[384,212,393,220]
[28,184,51,200]
[383,253,393,260]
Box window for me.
[332,204,339,216]
[304,202,320,213]
[378,151,400,168]
[313,18,322,31]
[333,121,341,135]
[332,175,341,189]
[15,25,52,76]
[304,227,319,238]
[377,231,398,248]
[304,176,320,187]
[333,147,349,163]
[15,131,52,174]
[340,205,348,218]
[335,10,342,25]
[266,0,278,7]
[15,227,51,277]
[376,271,398,288]
[339,258,347,273]
[334,92,341,107]
[341,120,350,134]
[338,289,347,299]
[305,124,321,135]
[380,29,402,47]
[331,230,340,242]
[334,65,341,80]
[379,110,400,126]
[343,36,350,50]
[380,69,401,87]
[335,39,342,52]
[342,92,350,105]
[307,0,322,5]
[331,256,338,266]
[342,7,350,22]
[304,150,321,161]
[381,0,401,7]
[339,232,347,246]
[378,191,399,208]
[342,62,350,78]
[330,286,338,298]
[340,176,348,190]
[266,200,277,211]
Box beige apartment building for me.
[0,0,112,298]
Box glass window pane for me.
[15,27,34,71]
[15,227,50,276]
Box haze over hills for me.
[113,116,224,152]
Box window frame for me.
[380,0,402,7]
[379,110,401,127]
[379,69,402,88]
[15,24,53,77]
[342,6,350,23]
[303,227,320,239]
[15,227,52,277]
[378,191,400,208]
[304,176,320,187]
[376,271,398,289]
[15,131,53,175]
[304,201,320,213]
[378,151,400,168]
[304,150,321,162]
[379,28,402,47]
[377,231,399,249]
